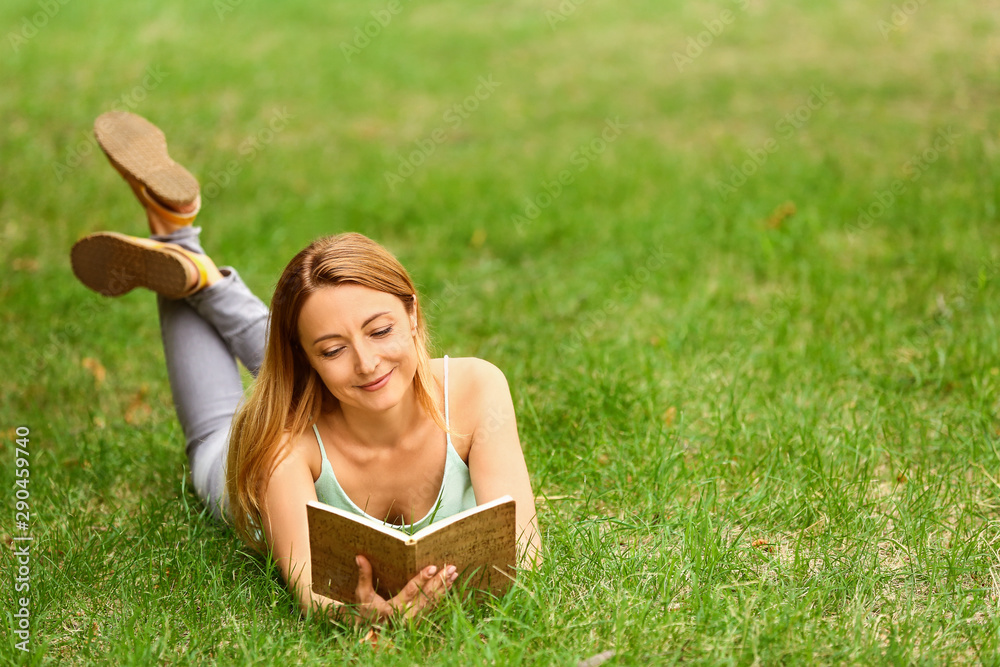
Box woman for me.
[71,111,541,623]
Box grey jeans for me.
[154,226,269,520]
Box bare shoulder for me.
[269,425,323,483]
[437,356,511,400]
[431,357,514,459]
[447,356,514,422]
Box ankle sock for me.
[152,225,206,255]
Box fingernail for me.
[427,566,438,576]
[446,565,457,576]
[355,556,361,567]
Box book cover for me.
[308,495,516,603]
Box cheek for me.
[385,330,415,358]
[313,360,349,388]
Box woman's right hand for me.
[352,555,458,623]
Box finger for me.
[389,565,438,617]
[427,564,457,591]
[397,565,460,619]
[427,564,460,593]
[354,555,375,602]
[403,565,438,601]
[354,556,393,622]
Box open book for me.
[307,495,516,603]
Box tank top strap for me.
[443,354,451,431]
[312,424,331,465]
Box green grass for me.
[2,0,1000,663]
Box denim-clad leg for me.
[153,226,269,520]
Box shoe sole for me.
[70,232,192,299]
[94,111,200,210]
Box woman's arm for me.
[464,359,542,566]
[261,437,458,622]
[261,444,339,616]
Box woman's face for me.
[297,283,419,413]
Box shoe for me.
[94,111,201,226]
[70,232,209,299]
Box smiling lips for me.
[358,368,393,392]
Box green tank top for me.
[312,355,477,534]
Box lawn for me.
[2,0,999,664]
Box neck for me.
[333,385,422,449]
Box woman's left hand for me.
[352,555,458,623]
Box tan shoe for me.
[70,232,209,299]
[94,111,201,226]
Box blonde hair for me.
[226,232,444,550]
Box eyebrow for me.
[311,311,392,345]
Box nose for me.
[354,340,380,376]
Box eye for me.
[320,347,344,359]
[372,326,393,338]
